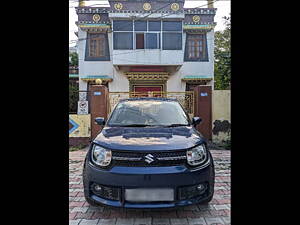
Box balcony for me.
[112,49,184,66]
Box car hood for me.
[93,126,205,151]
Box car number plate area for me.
[125,188,174,202]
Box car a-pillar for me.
[89,80,109,140]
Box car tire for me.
[82,158,101,207]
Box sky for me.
[69,0,231,47]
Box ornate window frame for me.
[184,33,209,62]
[85,32,110,61]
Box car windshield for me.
[107,100,190,127]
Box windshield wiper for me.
[164,124,189,127]
[118,124,154,127]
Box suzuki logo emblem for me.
[144,154,155,164]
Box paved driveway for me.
[69,150,230,225]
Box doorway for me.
[129,79,166,97]
[133,85,163,97]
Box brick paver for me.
[69,150,231,225]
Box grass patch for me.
[217,140,231,150]
[209,139,231,150]
[223,140,231,150]
[69,144,88,152]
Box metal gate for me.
[108,91,195,118]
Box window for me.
[135,21,161,50]
[162,21,182,31]
[113,32,133,49]
[113,20,134,50]
[88,33,105,57]
[146,33,160,49]
[162,21,182,50]
[162,33,182,50]
[84,33,110,61]
[85,33,110,61]
[133,21,161,49]
[113,20,133,31]
[135,21,147,31]
[135,33,160,49]
[149,21,161,31]
[185,34,208,61]
[112,20,182,50]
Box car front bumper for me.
[84,157,214,208]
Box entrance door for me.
[133,85,163,97]
[194,85,212,140]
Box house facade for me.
[75,0,216,94]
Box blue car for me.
[83,98,215,208]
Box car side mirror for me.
[95,117,105,126]
[192,117,202,126]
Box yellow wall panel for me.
[69,114,91,137]
[212,90,231,143]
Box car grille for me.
[112,150,187,167]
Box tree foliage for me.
[69,83,79,113]
[69,51,79,113]
[69,52,78,66]
[214,16,231,90]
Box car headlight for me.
[186,144,207,166]
[91,144,112,167]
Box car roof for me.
[119,97,178,102]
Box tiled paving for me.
[69,150,230,225]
